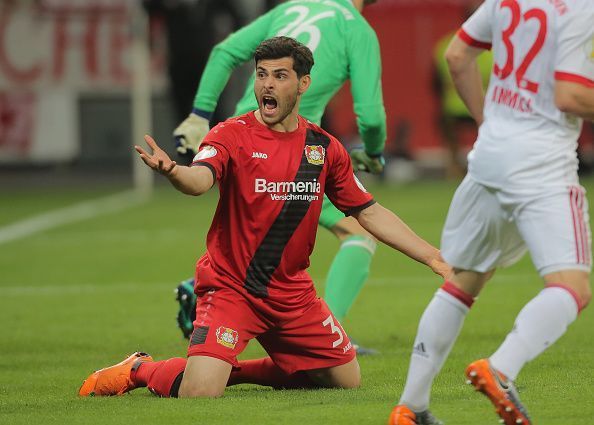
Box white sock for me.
[399,289,469,412]
[490,286,578,381]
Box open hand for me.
[135,135,177,176]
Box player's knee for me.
[578,285,592,310]
[341,369,361,389]
[334,360,361,389]
[178,386,225,398]
[546,272,592,310]
[322,372,360,389]
[306,359,360,389]
[178,378,225,398]
[331,359,361,389]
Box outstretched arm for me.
[352,203,451,279]
[135,135,214,195]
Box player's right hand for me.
[173,113,210,156]
[135,135,177,177]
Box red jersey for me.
[191,111,374,308]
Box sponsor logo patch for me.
[305,145,325,166]
[254,178,321,202]
[193,145,217,161]
[216,326,239,349]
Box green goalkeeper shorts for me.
[319,195,345,230]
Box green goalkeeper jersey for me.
[193,0,386,155]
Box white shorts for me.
[441,176,592,276]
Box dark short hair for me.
[254,36,314,78]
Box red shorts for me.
[187,286,355,374]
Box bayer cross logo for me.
[216,326,239,349]
[305,145,325,165]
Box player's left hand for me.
[428,251,452,280]
[350,147,385,174]
[135,135,177,177]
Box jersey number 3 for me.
[278,5,336,53]
[494,0,547,93]
[322,315,344,348]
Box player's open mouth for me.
[262,95,278,115]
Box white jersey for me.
[459,0,594,189]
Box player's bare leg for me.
[543,269,591,307]
[178,356,232,398]
[305,357,361,389]
[448,269,493,297]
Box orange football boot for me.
[388,405,443,425]
[465,359,531,425]
[388,405,417,425]
[78,352,153,396]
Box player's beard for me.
[257,88,299,127]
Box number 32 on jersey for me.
[495,0,547,93]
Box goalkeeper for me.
[174,0,386,354]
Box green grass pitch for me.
[1,178,593,424]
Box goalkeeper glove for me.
[173,112,210,156]
[350,147,385,174]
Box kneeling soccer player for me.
[79,36,450,399]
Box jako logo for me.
[252,152,268,159]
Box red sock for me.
[228,357,314,389]
[132,358,187,397]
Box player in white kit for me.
[389,1,594,424]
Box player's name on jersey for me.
[490,84,533,113]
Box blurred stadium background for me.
[1,1,593,424]
[3,0,592,185]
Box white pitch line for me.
[0,274,539,296]
[0,189,149,246]
[0,281,167,296]
[357,273,536,286]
